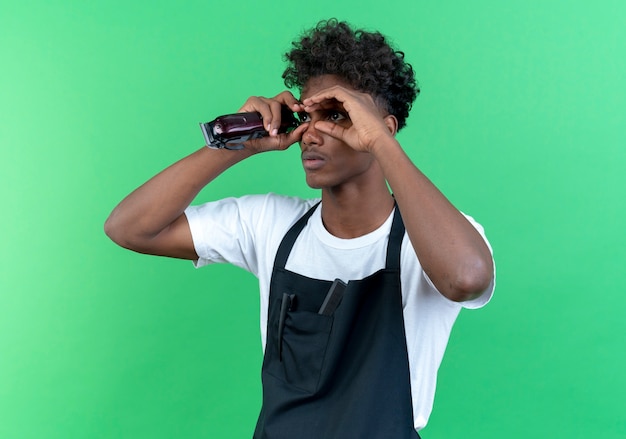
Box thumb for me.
[314,121,346,140]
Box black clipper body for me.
[200,107,299,150]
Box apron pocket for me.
[266,310,333,394]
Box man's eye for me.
[298,113,311,122]
[328,111,347,122]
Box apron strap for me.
[385,206,405,271]
[273,202,320,270]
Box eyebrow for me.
[299,98,346,110]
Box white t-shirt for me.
[185,193,495,431]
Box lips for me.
[301,151,327,171]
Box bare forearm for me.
[372,137,493,301]
[104,90,307,257]
[104,146,253,251]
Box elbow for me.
[104,214,124,246]
[443,257,494,303]
[103,213,136,250]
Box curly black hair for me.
[283,19,419,131]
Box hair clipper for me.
[200,106,300,150]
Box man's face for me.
[298,75,378,190]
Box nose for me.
[301,120,323,147]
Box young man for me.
[105,19,495,438]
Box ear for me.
[383,114,399,137]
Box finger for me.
[244,122,308,153]
[313,121,347,140]
[284,122,309,144]
[300,101,322,113]
[243,134,282,152]
[238,96,276,133]
[267,122,309,151]
[265,99,284,136]
[237,95,264,113]
[302,94,354,117]
[302,86,352,106]
[275,90,304,113]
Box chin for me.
[305,179,324,190]
[304,173,338,190]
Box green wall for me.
[1,0,625,437]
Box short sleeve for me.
[184,194,320,276]
[184,195,265,273]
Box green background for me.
[1,0,625,437]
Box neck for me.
[320,181,395,239]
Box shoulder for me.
[234,193,320,224]
[184,193,320,270]
[248,194,321,238]
[252,193,320,217]
[186,193,320,234]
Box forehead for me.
[300,74,356,100]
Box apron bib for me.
[254,204,420,439]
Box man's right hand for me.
[237,91,309,153]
